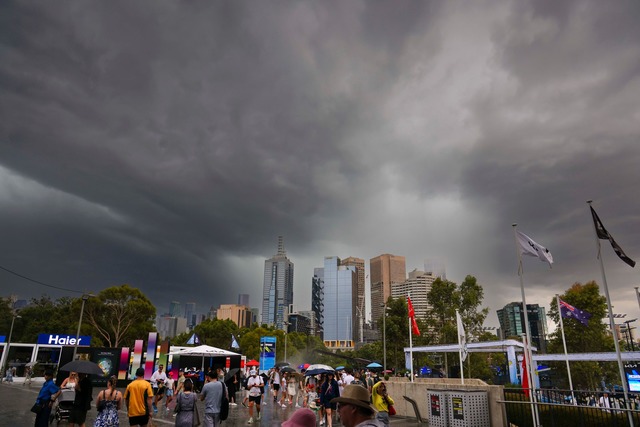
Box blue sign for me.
[0,336,5,343]
[37,334,92,346]
[259,336,276,372]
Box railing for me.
[501,388,640,427]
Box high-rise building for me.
[298,310,317,336]
[370,254,406,326]
[157,315,188,339]
[341,257,365,343]
[216,304,254,328]
[318,256,356,349]
[311,268,325,339]
[391,269,435,319]
[238,294,250,307]
[261,236,294,330]
[497,302,548,353]
[184,302,196,328]
[424,259,446,280]
[169,301,182,317]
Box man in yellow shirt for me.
[124,367,154,427]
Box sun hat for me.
[282,408,316,427]
[331,384,376,413]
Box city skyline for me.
[1,2,639,331]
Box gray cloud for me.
[1,0,639,323]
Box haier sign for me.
[37,334,92,346]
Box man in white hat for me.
[331,384,383,427]
[246,369,264,424]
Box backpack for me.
[220,383,230,421]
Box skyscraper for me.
[261,236,294,330]
[370,254,406,326]
[311,267,325,339]
[184,302,196,328]
[238,294,250,307]
[497,302,548,353]
[341,257,365,343]
[169,301,182,317]
[318,256,356,349]
[391,269,435,319]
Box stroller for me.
[51,388,75,425]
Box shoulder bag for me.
[220,382,230,421]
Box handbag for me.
[388,404,396,416]
[30,402,43,414]
[192,403,201,427]
[220,383,230,421]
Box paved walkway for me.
[1,379,421,426]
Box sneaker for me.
[319,420,325,425]
[247,417,254,424]
[295,404,301,408]
[257,413,261,420]
[230,402,238,406]
[242,401,248,408]
[282,403,287,408]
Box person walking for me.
[371,381,394,427]
[164,371,176,415]
[200,370,224,426]
[33,369,61,427]
[69,372,93,427]
[124,367,154,427]
[174,380,198,427]
[319,373,340,427]
[150,364,167,414]
[331,385,383,427]
[175,370,186,395]
[246,369,264,424]
[94,376,122,427]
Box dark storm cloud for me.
[1,0,638,321]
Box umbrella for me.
[366,362,383,369]
[281,366,296,374]
[305,364,334,376]
[25,361,37,368]
[224,368,240,382]
[298,363,310,370]
[60,360,106,377]
[275,362,290,368]
[246,360,260,367]
[335,366,345,371]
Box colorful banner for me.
[145,332,158,378]
[259,336,276,372]
[118,347,130,380]
[131,339,144,378]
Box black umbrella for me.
[59,360,106,377]
[224,368,240,382]
[281,366,296,374]
[275,362,290,368]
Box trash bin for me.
[447,389,489,427]
[427,389,449,427]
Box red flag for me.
[521,353,530,397]
[407,296,421,336]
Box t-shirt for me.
[247,375,263,397]
[165,377,175,391]
[201,380,223,414]
[124,378,154,417]
[150,370,167,388]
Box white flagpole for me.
[587,201,634,427]
[556,294,576,404]
[512,224,540,427]
[457,309,465,385]
[409,293,414,382]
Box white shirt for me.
[248,375,263,397]
[150,369,167,388]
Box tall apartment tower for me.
[341,257,365,343]
[497,302,548,353]
[261,236,294,330]
[169,301,182,317]
[370,254,406,326]
[238,294,250,307]
[391,269,435,319]
[311,268,325,339]
[318,256,356,349]
[184,302,196,328]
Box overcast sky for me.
[1,1,639,329]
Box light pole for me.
[1,312,21,378]
[380,303,391,374]
[73,294,92,360]
[284,321,290,363]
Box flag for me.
[186,333,201,345]
[521,352,530,397]
[231,334,240,350]
[516,231,554,266]
[407,296,421,336]
[590,206,636,268]
[559,298,592,326]
[456,311,468,362]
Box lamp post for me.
[284,321,290,363]
[380,303,391,374]
[1,312,21,378]
[73,294,92,360]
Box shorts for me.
[323,402,337,410]
[249,395,262,405]
[129,414,150,425]
[166,389,174,397]
[156,386,166,396]
[272,384,280,391]
[68,408,88,424]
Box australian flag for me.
[559,299,592,326]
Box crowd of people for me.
[28,363,394,427]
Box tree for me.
[547,281,615,390]
[83,284,156,348]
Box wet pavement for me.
[1,379,421,426]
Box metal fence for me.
[501,388,640,427]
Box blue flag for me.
[559,299,592,326]
[186,333,201,345]
[231,334,240,350]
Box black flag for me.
[590,206,636,268]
